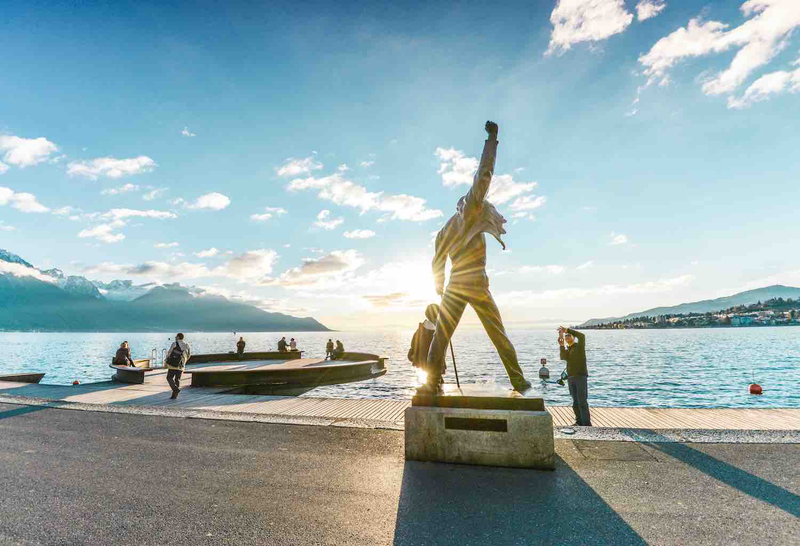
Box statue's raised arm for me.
[460,120,499,220]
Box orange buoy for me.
[73,380,80,385]
[749,384,762,395]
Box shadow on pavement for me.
[625,430,800,519]
[0,405,49,420]
[392,455,646,546]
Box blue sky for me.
[1,0,799,330]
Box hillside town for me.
[584,298,800,330]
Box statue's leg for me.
[426,286,468,382]
[471,289,527,385]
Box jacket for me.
[166,340,191,370]
[432,138,507,293]
[559,328,588,377]
[114,347,133,366]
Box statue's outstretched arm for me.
[464,121,499,214]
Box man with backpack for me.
[165,333,191,399]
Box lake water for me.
[0,327,798,408]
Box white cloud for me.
[0,187,50,213]
[276,156,323,177]
[520,265,566,275]
[85,260,211,279]
[509,195,547,211]
[728,54,800,108]
[636,0,666,21]
[0,135,59,168]
[338,164,350,172]
[250,206,288,222]
[486,175,538,206]
[154,242,179,248]
[0,261,58,283]
[359,160,375,168]
[435,148,541,206]
[78,222,126,244]
[0,162,8,175]
[435,147,479,187]
[609,232,629,245]
[102,208,177,220]
[314,209,344,230]
[187,192,230,210]
[288,172,442,222]
[577,260,595,270]
[143,187,168,201]
[0,221,15,232]
[343,229,376,239]
[546,0,634,55]
[67,156,156,180]
[639,1,800,102]
[269,250,365,289]
[101,183,140,196]
[181,126,196,137]
[195,247,219,258]
[85,249,278,283]
[223,249,279,281]
[52,206,79,216]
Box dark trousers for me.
[427,283,526,386]
[166,369,183,393]
[568,375,591,426]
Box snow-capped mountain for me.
[0,248,329,332]
[42,268,104,300]
[0,249,34,269]
[92,279,158,301]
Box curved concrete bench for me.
[109,359,154,384]
[187,351,302,365]
[186,352,388,393]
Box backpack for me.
[408,322,435,369]
[166,344,184,367]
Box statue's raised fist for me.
[485,120,499,136]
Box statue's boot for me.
[512,378,532,392]
[416,373,444,395]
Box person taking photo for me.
[558,326,592,427]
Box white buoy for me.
[539,358,550,379]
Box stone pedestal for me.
[405,384,555,470]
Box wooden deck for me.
[1,376,799,431]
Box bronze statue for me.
[421,121,531,394]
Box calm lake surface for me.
[0,327,798,408]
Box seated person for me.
[325,339,334,360]
[113,341,134,367]
[289,338,298,351]
[277,336,288,353]
[332,340,345,360]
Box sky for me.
[1,0,799,331]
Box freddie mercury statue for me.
[421,120,532,394]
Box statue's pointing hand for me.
[485,120,499,138]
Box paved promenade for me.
[3,377,800,436]
[1,401,799,545]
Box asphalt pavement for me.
[1,402,799,545]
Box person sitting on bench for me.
[277,336,289,353]
[113,341,135,367]
[332,340,345,360]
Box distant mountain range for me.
[0,249,329,332]
[580,285,800,327]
